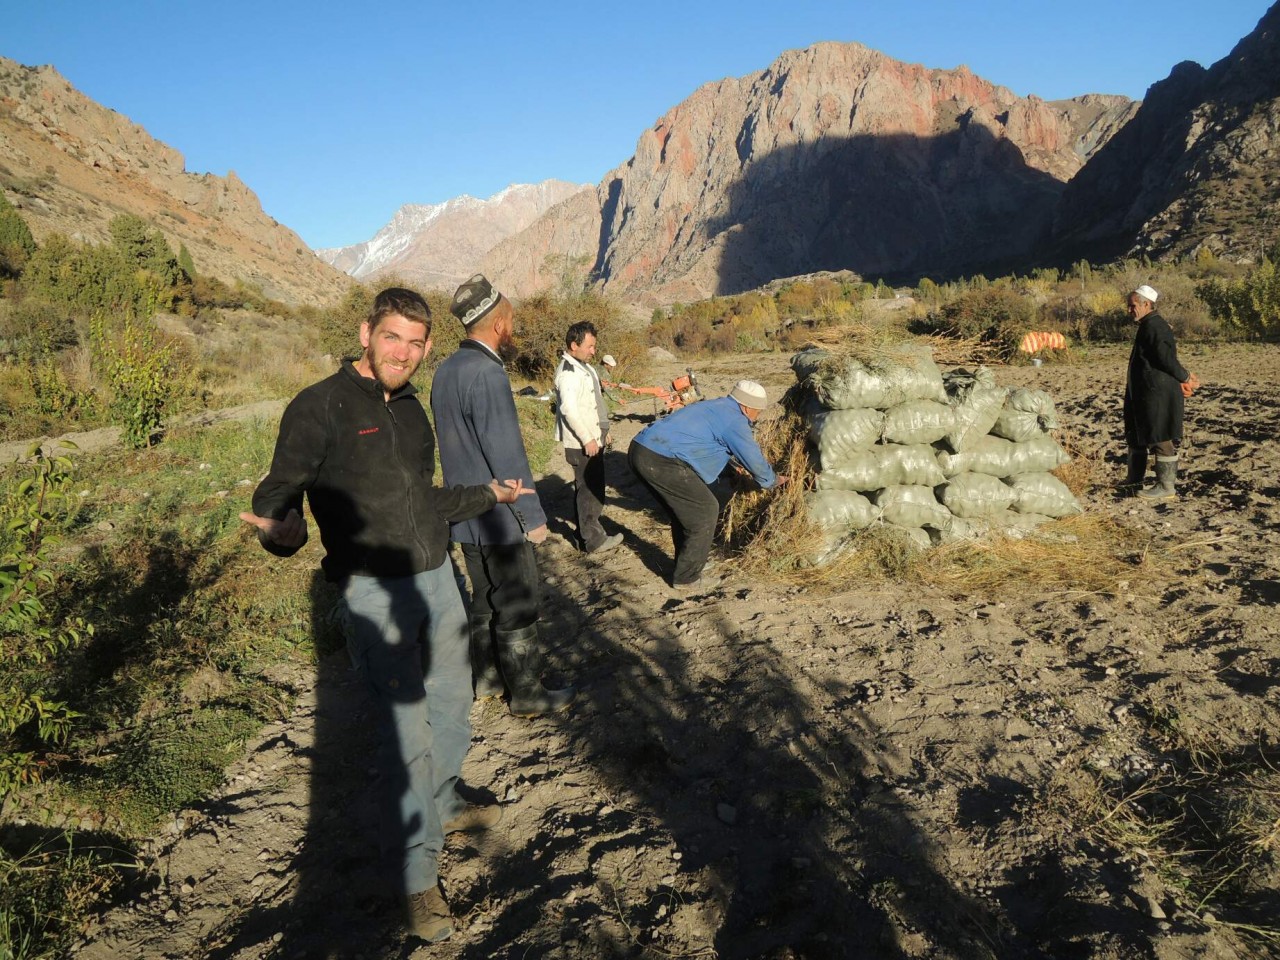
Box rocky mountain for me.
[1051,1,1280,264]
[483,42,1137,303]
[0,57,347,306]
[316,181,591,290]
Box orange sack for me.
[1018,331,1066,354]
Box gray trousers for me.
[341,564,472,896]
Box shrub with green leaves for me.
[90,314,179,448]
[0,192,37,278]
[0,444,91,798]
[920,286,1037,359]
[1197,258,1280,340]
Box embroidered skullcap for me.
[450,274,504,327]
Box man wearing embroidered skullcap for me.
[1122,284,1199,500]
[431,275,575,717]
[628,380,787,588]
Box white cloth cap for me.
[601,355,617,367]
[1134,284,1159,303]
[729,380,768,409]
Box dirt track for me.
[72,343,1280,959]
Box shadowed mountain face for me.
[483,42,1136,303]
[1051,1,1280,264]
[0,58,348,306]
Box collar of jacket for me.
[339,358,418,400]
[461,338,505,367]
[559,352,593,374]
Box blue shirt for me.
[633,396,777,489]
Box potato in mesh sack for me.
[991,388,1060,442]
[941,367,1009,453]
[936,434,1069,478]
[1004,472,1083,518]
[816,444,944,492]
[798,346,945,410]
[881,399,955,446]
[808,407,885,469]
[873,484,952,530]
[938,472,1019,518]
[806,489,878,533]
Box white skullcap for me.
[729,380,767,409]
[601,355,617,367]
[1134,284,1159,303]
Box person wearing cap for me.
[1123,284,1199,500]
[241,287,525,943]
[430,274,575,717]
[628,381,784,587]
[554,320,623,555]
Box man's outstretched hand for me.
[240,508,307,548]
[489,478,535,503]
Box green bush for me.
[90,314,180,449]
[920,286,1036,359]
[0,444,91,798]
[1196,258,1280,340]
[0,193,36,278]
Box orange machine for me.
[603,368,702,415]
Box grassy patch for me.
[1052,708,1280,950]
[0,416,343,959]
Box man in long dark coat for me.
[1123,284,1198,500]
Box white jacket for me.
[554,353,607,450]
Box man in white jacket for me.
[554,321,623,554]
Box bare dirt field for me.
[72,343,1279,959]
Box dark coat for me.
[251,362,495,581]
[1124,311,1189,447]
[430,340,547,545]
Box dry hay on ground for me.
[724,408,1165,599]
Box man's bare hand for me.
[775,474,791,486]
[489,478,534,503]
[584,440,601,457]
[240,508,307,548]
[1181,372,1200,398]
[526,524,548,544]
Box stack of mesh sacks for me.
[793,346,1081,561]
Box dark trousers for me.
[460,541,540,633]
[565,447,607,551]
[628,441,719,585]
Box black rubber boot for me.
[469,612,504,700]
[1138,456,1178,501]
[1121,446,1148,492]
[494,624,575,718]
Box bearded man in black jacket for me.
[241,287,529,943]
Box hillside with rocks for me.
[483,42,1137,303]
[0,57,348,306]
[317,181,591,291]
[1051,1,1280,265]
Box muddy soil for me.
[72,343,1280,959]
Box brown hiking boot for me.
[443,803,503,835]
[406,884,452,942]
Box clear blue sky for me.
[3,0,1271,249]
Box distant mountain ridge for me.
[0,57,347,306]
[483,42,1138,303]
[1050,0,1280,264]
[316,181,591,290]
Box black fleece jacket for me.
[251,361,496,581]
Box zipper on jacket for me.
[385,399,431,569]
